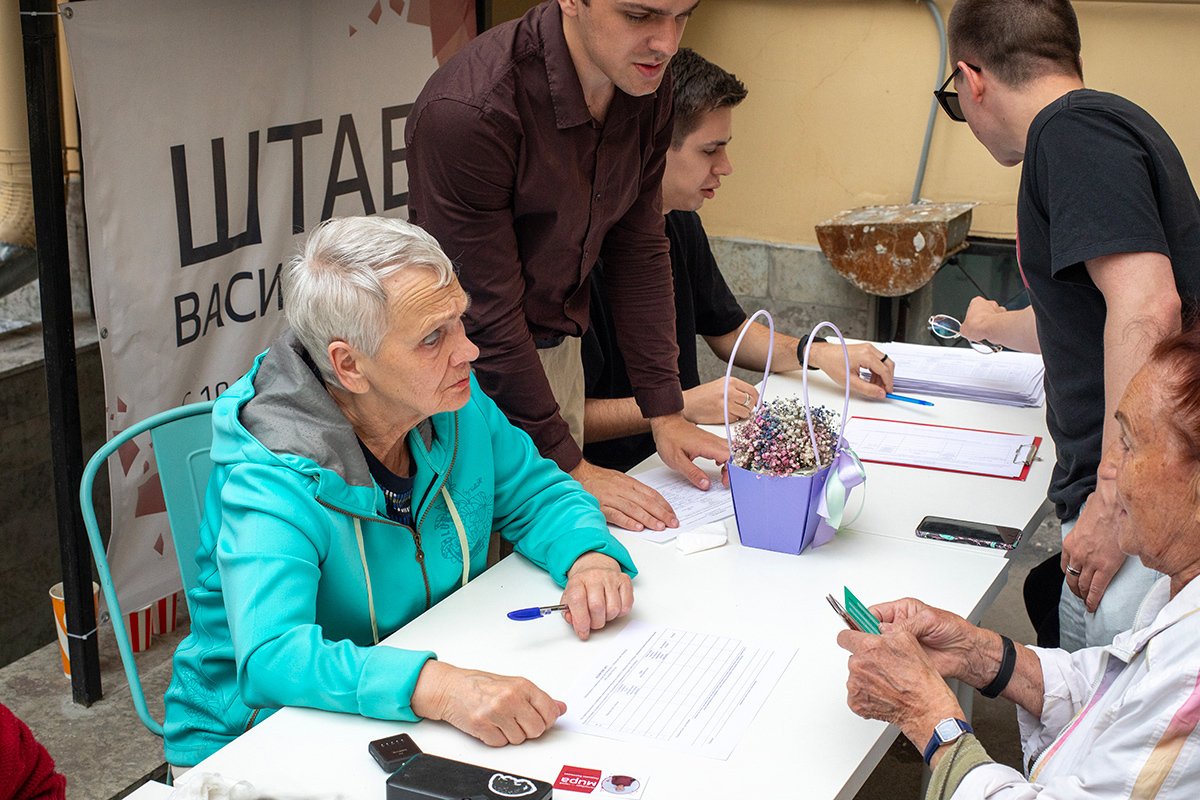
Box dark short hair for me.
[947,0,1083,87]
[668,48,748,148]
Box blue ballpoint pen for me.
[886,393,935,407]
[506,603,568,621]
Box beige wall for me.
[684,0,1200,244]
[492,0,1200,246]
[0,1,82,173]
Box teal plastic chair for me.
[79,400,216,737]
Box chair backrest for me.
[78,400,216,738]
[151,407,216,612]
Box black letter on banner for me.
[382,104,413,211]
[260,263,284,315]
[172,133,263,267]
[202,283,224,336]
[267,120,323,234]
[225,271,256,323]
[322,114,376,220]
[175,292,201,346]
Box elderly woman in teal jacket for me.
[163,216,637,768]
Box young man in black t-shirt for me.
[582,49,894,473]
[944,0,1200,649]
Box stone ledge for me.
[0,315,100,381]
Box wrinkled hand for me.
[561,551,634,640]
[808,342,894,400]
[959,296,1007,342]
[411,660,566,746]
[872,598,991,686]
[570,459,678,532]
[684,377,759,424]
[1062,480,1128,612]
[836,628,964,750]
[650,413,729,492]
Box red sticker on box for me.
[554,765,602,793]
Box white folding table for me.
[186,528,1010,799]
[185,358,1054,799]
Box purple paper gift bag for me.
[723,313,865,555]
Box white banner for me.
[63,0,474,614]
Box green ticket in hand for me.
[839,585,881,635]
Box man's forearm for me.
[706,321,807,372]
[984,306,1040,353]
[584,397,652,444]
[1091,252,1182,455]
[1099,302,1180,454]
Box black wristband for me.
[979,634,1016,698]
[797,333,822,370]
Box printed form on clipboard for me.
[843,417,1041,480]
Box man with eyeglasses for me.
[937,0,1200,651]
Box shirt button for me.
[594,193,601,201]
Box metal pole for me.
[21,0,102,705]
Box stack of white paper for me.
[880,342,1046,407]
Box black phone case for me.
[915,528,1016,550]
[368,733,422,773]
[385,753,553,800]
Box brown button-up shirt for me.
[405,0,683,471]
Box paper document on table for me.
[844,417,1040,480]
[559,622,795,759]
[618,466,733,540]
[880,341,1045,407]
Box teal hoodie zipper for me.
[314,411,461,613]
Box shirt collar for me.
[1108,573,1200,660]
[538,1,592,130]
[537,1,649,130]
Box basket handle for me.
[723,310,775,460]
[801,321,853,454]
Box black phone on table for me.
[915,515,1022,550]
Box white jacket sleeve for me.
[1015,645,1108,768]
[945,643,1200,799]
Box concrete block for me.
[709,237,768,297]
[0,361,47,428]
[762,301,872,342]
[0,337,108,668]
[769,245,870,311]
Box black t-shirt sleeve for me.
[676,213,746,337]
[1034,110,1170,284]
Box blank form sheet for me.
[844,417,1038,479]
[559,622,796,759]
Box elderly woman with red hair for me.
[838,323,1200,799]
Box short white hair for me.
[285,216,454,385]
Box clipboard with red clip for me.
[843,416,1042,481]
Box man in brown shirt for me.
[406,0,725,532]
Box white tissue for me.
[675,519,729,554]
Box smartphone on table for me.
[916,515,1022,551]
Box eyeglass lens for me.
[928,314,962,338]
